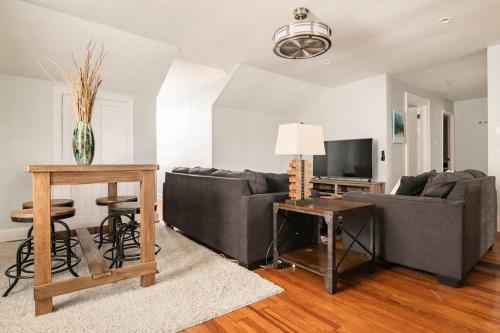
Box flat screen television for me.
[313,138,373,179]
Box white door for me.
[53,88,134,228]
[406,107,419,176]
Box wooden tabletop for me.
[27,164,159,173]
[276,198,374,215]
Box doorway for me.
[405,92,431,176]
[442,111,455,171]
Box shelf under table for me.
[279,243,370,276]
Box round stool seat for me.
[96,196,137,206]
[109,202,141,214]
[11,207,76,223]
[22,199,74,209]
[109,202,158,215]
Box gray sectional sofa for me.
[343,173,497,286]
[163,168,314,269]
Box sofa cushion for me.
[464,169,487,178]
[212,170,268,194]
[263,173,289,193]
[172,167,191,174]
[188,167,218,175]
[421,171,474,198]
[396,170,437,196]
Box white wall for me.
[0,74,159,237]
[304,74,388,183]
[487,44,500,221]
[0,75,54,233]
[156,60,228,192]
[212,65,326,173]
[212,107,295,172]
[454,98,488,172]
[387,77,454,190]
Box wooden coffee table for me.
[272,198,376,294]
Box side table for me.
[272,198,376,294]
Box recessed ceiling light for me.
[324,60,331,65]
[439,17,452,24]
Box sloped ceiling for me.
[21,0,500,100]
[0,0,178,97]
[214,65,326,117]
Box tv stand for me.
[312,178,385,198]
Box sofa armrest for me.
[239,192,288,267]
[343,192,465,279]
[163,172,250,260]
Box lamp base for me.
[285,198,314,205]
[287,159,312,201]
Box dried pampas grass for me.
[42,40,106,123]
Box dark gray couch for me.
[343,175,497,286]
[163,169,314,269]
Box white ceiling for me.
[19,0,500,100]
[1,0,178,97]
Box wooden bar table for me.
[28,164,158,316]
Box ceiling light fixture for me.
[273,7,332,59]
[439,17,452,24]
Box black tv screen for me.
[313,139,373,179]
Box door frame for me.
[404,92,431,176]
[442,110,455,171]
[53,86,134,164]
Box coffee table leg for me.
[272,204,279,269]
[370,206,376,273]
[324,212,336,294]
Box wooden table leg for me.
[33,173,53,315]
[140,171,155,287]
[324,212,336,294]
[107,182,117,234]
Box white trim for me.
[497,217,500,232]
[53,86,135,164]
[0,227,31,242]
[442,110,455,171]
[404,92,431,176]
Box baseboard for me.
[0,226,31,242]
[0,219,107,243]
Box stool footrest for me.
[75,228,111,279]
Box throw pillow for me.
[395,170,437,196]
[172,167,191,174]
[421,171,474,198]
[464,169,486,178]
[211,169,268,194]
[263,172,289,193]
[245,170,270,194]
[188,166,217,175]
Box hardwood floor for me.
[183,233,500,333]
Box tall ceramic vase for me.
[72,120,95,165]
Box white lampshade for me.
[275,123,325,155]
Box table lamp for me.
[275,123,325,204]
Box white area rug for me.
[0,224,282,332]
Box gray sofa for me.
[163,169,314,269]
[343,175,497,286]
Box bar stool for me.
[94,195,137,248]
[103,202,161,268]
[21,199,74,209]
[3,207,80,297]
[22,199,77,253]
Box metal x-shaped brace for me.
[335,216,372,270]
